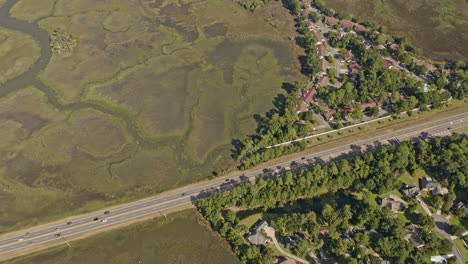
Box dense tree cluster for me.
[233,83,310,168]
[238,0,273,12]
[199,135,467,263]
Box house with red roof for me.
[412,58,435,72]
[349,63,362,75]
[323,109,336,120]
[301,0,313,7]
[311,30,322,42]
[307,21,314,29]
[302,87,317,104]
[317,75,329,87]
[296,102,309,113]
[316,44,326,57]
[320,59,329,74]
[324,16,339,25]
[382,59,394,69]
[360,100,378,111]
[340,20,354,29]
[301,9,312,16]
[344,50,356,63]
[354,24,368,32]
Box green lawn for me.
[238,213,263,228]
[454,238,468,263]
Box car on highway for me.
[104,211,110,215]
[93,217,99,221]
[101,219,108,223]
[181,193,186,196]
[67,221,72,225]
[54,234,61,237]
[17,237,24,242]
[55,227,60,231]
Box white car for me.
[100,219,108,223]
[17,237,24,242]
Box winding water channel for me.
[0,0,162,148]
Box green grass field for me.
[0,0,301,233]
[0,210,240,264]
[324,0,468,60]
[454,238,468,263]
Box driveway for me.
[264,226,310,264]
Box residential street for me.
[416,196,466,264]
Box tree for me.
[369,106,379,117]
[450,224,466,237]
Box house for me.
[360,100,377,111]
[343,50,356,63]
[300,0,313,7]
[296,102,309,113]
[320,58,328,73]
[455,201,468,217]
[349,63,362,75]
[389,43,398,50]
[311,30,322,42]
[317,75,329,87]
[344,105,355,114]
[340,20,354,30]
[354,24,368,32]
[405,224,425,249]
[323,109,336,120]
[324,16,339,25]
[380,198,405,213]
[316,44,326,57]
[421,177,445,195]
[303,87,317,104]
[277,258,297,264]
[382,59,394,69]
[247,220,271,246]
[296,120,306,125]
[412,58,435,72]
[284,233,305,249]
[401,184,420,198]
[306,21,314,29]
[300,9,311,17]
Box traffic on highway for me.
[0,112,466,258]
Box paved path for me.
[264,227,309,264]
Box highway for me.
[0,111,467,259]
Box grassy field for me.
[0,0,301,233]
[454,238,468,263]
[0,209,240,264]
[0,28,40,84]
[324,0,468,60]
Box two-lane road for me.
[0,111,467,260]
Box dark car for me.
[93,217,99,221]
[104,211,110,215]
[54,234,61,237]
[67,221,72,225]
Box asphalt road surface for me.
[0,112,467,259]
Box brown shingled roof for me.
[340,20,354,29]
[344,50,356,62]
[320,59,328,72]
[316,44,326,57]
[349,63,362,75]
[303,88,317,104]
[354,24,368,32]
[317,75,329,87]
[324,16,339,25]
